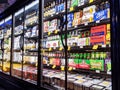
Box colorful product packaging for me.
[74,11,83,19]
[90,35,106,45]
[105,58,111,72]
[83,5,96,16]
[68,59,77,67]
[78,59,90,69]
[71,0,78,7]
[72,18,82,26]
[53,58,61,66]
[77,37,90,46]
[106,24,110,45]
[74,59,79,68]
[93,9,108,21]
[90,59,104,71]
[43,57,49,64]
[44,21,49,32]
[91,25,107,36]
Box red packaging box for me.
[53,58,61,66]
[68,59,76,67]
[90,35,106,45]
[91,25,107,36]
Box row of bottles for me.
[43,51,110,59]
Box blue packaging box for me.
[68,21,73,28]
[59,3,64,12]
[94,9,108,21]
[63,13,74,22]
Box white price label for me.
[47,64,49,66]
[80,46,83,48]
[107,71,111,75]
[74,26,77,28]
[102,45,106,47]
[85,23,88,26]
[53,47,56,49]
[73,67,76,70]
[96,20,100,23]
[56,12,59,15]
[96,70,100,73]
[109,44,111,47]
[51,15,53,17]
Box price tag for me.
[48,32,51,36]
[68,67,73,71]
[61,66,65,71]
[51,15,53,17]
[96,70,100,73]
[47,64,49,66]
[74,26,77,28]
[67,46,71,51]
[59,47,63,51]
[80,46,83,48]
[107,71,111,75]
[53,47,56,49]
[54,30,58,34]
[62,10,65,12]
[109,44,111,47]
[89,0,94,3]
[85,23,88,26]
[93,45,98,50]
[56,12,59,15]
[52,65,56,69]
[73,67,76,70]
[102,45,106,47]
[49,48,52,51]
[96,20,100,23]
[70,7,74,11]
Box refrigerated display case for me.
[23,0,39,84]
[12,8,24,78]
[1,0,120,90]
[41,0,111,90]
[2,16,12,74]
[0,20,4,72]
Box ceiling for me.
[0,0,17,14]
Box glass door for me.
[3,16,12,74]
[0,20,5,72]
[23,0,39,84]
[41,0,111,90]
[66,0,111,90]
[12,8,24,78]
[41,0,66,89]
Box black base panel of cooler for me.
[0,72,48,90]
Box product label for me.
[90,59,104,71]
[90,35,106,45]
[68,59,76,67]
[94,9,108,21]
[71,0,78,7]
[91,25,107,36]
[78,59,90,69]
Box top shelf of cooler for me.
[43,0,109,21]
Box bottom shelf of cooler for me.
[12,64,37,84]
[42,69,112,90]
